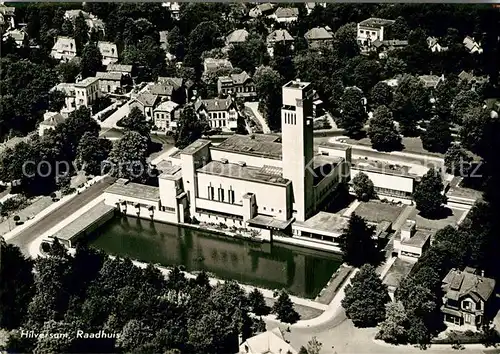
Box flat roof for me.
[74,77,99,87]
[359,17,395,29]
[181,139,211,155]
[247,214,294,230]
[399,229,432,248]
[52,202,115,241]
[318,142,351,151]
[313,155,343,169]
[294,211,348,234]
[159,165,182,180]
[197,161,290,186]
[284,80,311,89]
[383,258,415,288]
[213,135,282,160]
[105,179,160,202]
[351,158,418,178]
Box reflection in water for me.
[89,216,341,298]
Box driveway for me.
[245,101,271,134]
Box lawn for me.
[353,201,405,224]
[346,136,444,158]
[408,206,466,231]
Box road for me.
[7,176,116,252]
[244,102,271,134]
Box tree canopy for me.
[413,168,447,218]
[338,214,378,267]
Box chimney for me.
[481,270,485,277]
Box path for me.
[100,100,130,129]
[245,101,271,134]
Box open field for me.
[353,201,406,224]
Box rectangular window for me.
[218,187,224,202]
[208,185,214,200]
[229,189,235,204]
[223,120,226,126]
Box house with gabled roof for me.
[304,27,333,49]
[96,71,123,94]
[238,328,297,354]
[64,9,104,34]
[441,267,496,330]
[217,71,256,99]
[129,92,160,120]
[427,36,448,52]
[106,64,133,76]
[203,58,233,76]
[266,29,294,57]
[153,100,179,131]
[249,3,275,18]
[39,112,66,137]
[226,29,249,45]
[51,36,77,62]
[269,7,299,23]
[195,96,239,131]
[98,41,119,66]
[463,36,482,54]
[3,28,28,48]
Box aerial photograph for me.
[0,1,499,353]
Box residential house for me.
[458,70,489,91]
[217,71,256,99]
[162,2,180,20]
[129,92,160,120]
[74,77,101,110]
[266,29,293,57]
[51,36,77,62]
[153,100,179,131]
[463,36,482,54]
[226,29,249,45]
[269,7,299,23]
[96,71,123,94]
[64,9,105,34]
[203,58,233,75]
[238,328,297,354]
[427,36,448,52]
[195,96,238,131]
[50,83,76,117]
[441,268,496,330]
[304,26,333,49]
[0,4,15,29]
[392,220,432,261]
[249,3,275,18]
[106,64,133,77]
[3,28,27,48]
[39,112,66,136]
[418,74,445,89]
[357,18,395,47]
[157,76,188,103]
[98,41,119,66]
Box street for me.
[7,176,115,252]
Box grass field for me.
[346,137,444,157]
[353,200,406,224]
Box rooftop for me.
[359,17,395,29]
[442,268,496,302]
[51,202,115,241]
[105,179,160,202]
[41,112,65,127]
[294,211,349,235]
[239,328,297,354]
[203,58,233,72]
[98,41,118,57]
[133,92,159,107]
[52,36,76,52]
[155,100,179,112]
[304,27,333,41]
[383,258,415,289]
[157,77,183,90]
[96,71,122,81]
[51,83,75,96]
[196,96,234,112]
[74,77,99,87]
[274,7,299,18]
[147,83,174,96]
[351,158,419,178]
[399,229,432,248]
[197,160,290,186]
[106,63,133,73]
[159,164,182,180]
[267,29,294,43]
[213,134,282,160]
[318,142,351,151]
[284,80,312,90]
[181,139,211,155]
[247,214,294,230]
[226,28,249,43]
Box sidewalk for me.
[0,196,54,237]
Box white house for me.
[51,36,77,62]
[463,36,482,54]
[3,28,27,48]
[98,41,119,66]
[427,36,448,52]
[239,328,297,354]
[38,112,66,136]
[74,77,101,109]
[225,29,249,45]
[392,220,432,261]
[64,9,104,34]
[249,3,274,18]
[357,18,395,47]
[269,7,299,23]
[266,29,294,57]
[96,71,123,94]
[153,100,179,131]
[195,96,239,131]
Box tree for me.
[367,105,401,151]
[228,34,269,75]
[119,107,152,138]
[413,168,447,217]
[339,214,378,267]
[444,145,471,176]
[451,90,481,124]
[272,290,299,324]
[167,26,185,59]
[57,61,80,83]
[298,346,308,354]
[0,239,34,329]
[80,42,103,79]
[184,21,223,68]
[334,22,360,58]
[384,57,407,78]
[76,133,112,176]
[421,116,452,153]
[174,105,210,149]
[248,288,269,316]
[376,301,409,344]
[353,60,382,93]
[61,18,74,37]
[434,76,459,120]
[339,87,367,137]
[122,37,166,83]
[342,264,390,327]
[387,16,409,40]
[352,172,375,201]
[48,90,66,112]
[253,66,283,131]
[74,12,89,55]
[107,131,149,181]
[370,81,393,108]
[306,337,322,354]
[460,107,500,161]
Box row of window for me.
[209,120,226,128]
[374,186,412,198]
[195,207,243,221]
[221,85,255,94]
[284,112,297,125]
[208,185,236,204]
[161,206,175,213]
[261,206,282,214]
[359,30,378,36]
[209,112,227,119]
